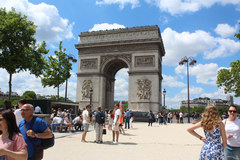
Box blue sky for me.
[0,0,240,109]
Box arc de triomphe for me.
[75,25,165,112]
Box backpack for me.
[95,111,105,124]
[30,116,55,150]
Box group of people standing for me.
[80,103,134,144]
[0,99,53,160]
[187,104,240,160]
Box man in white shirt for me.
[14,99,27,126]
[112,103,121,144]
[81,105,91,142]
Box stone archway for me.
[75,25,165,112]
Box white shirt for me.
[179,112,183,118]
[82,110,89,124]
[52,117,63,124]
[224,118,240,147]
[14,109,23,126]
[114,109,121,124]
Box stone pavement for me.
[44,121,205,160]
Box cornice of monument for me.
[80,25,159,36]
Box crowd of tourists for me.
[0,98,239,160]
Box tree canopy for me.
[41,41,72,100]
[22,90,37,100]
[216,60,240,97]
[216,25,240,97]
[0,8,49,99]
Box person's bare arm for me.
[0,147,27,160]
[27,127,53,139]
[220,122,227,149]
[187,122,206,142]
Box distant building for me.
[0,90,20,99]
[180,96,233,107]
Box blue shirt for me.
[125,111,130,118]
[19,117,48,158]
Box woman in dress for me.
[187,105,227,160]
[223,105,240,160]
[0,109,27,160]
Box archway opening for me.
[103,59,129,109]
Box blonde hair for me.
[201,105,220,131]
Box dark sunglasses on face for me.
[228,110,237,113]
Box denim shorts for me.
[224,145,240,160]
[83,123,89,131]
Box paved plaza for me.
[45,121,204,160]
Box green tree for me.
[41,41,72,100]
[217,24,240,97]
[22,90,37,100]
[235,23,240,40]
[216,60,240,97]
[0,8,49,99]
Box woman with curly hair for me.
[187,105,227,160]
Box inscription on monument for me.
[135,55,155,67]
[80,59,98,69]
[136,79,152,100]
[81,80,93,99]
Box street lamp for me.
[163,88,166,108]
[179,56,197,123]
[65,54,77,101]
[89,88,93,107]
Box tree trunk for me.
[65,79,68,102]
[57,84,59,101]
[8,73,12,100]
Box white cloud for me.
[203,38,240,59]
[180,87,204,95]
[0,0,74,42]
[162,28,215,65]
[146,0,240,15]
[162,74,185,87]
[175,63,218,85]
[162,27,240,65]
[96,0,140,9]
[0,68,77,101]
[89,23,125,32]
[215,24,237,38]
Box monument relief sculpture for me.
[81,80,93,99]
[136,79,152,100]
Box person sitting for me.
[51,116,63,132]
[72,114,83,131]
[64,113,73,132]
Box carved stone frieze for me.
[79,26,160,44]
[135,55,155,67]
[80,58,98,69]
[136,79,152,100]
[77,43,160,55]
[101,54,131,66]
[81,80,93,99]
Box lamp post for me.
[89,88,93,107]
[163,88,166,108]
[179,56,197,123]
[65,54,77,102]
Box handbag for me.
[102,128,106,135]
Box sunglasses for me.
[228,110,237,113]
